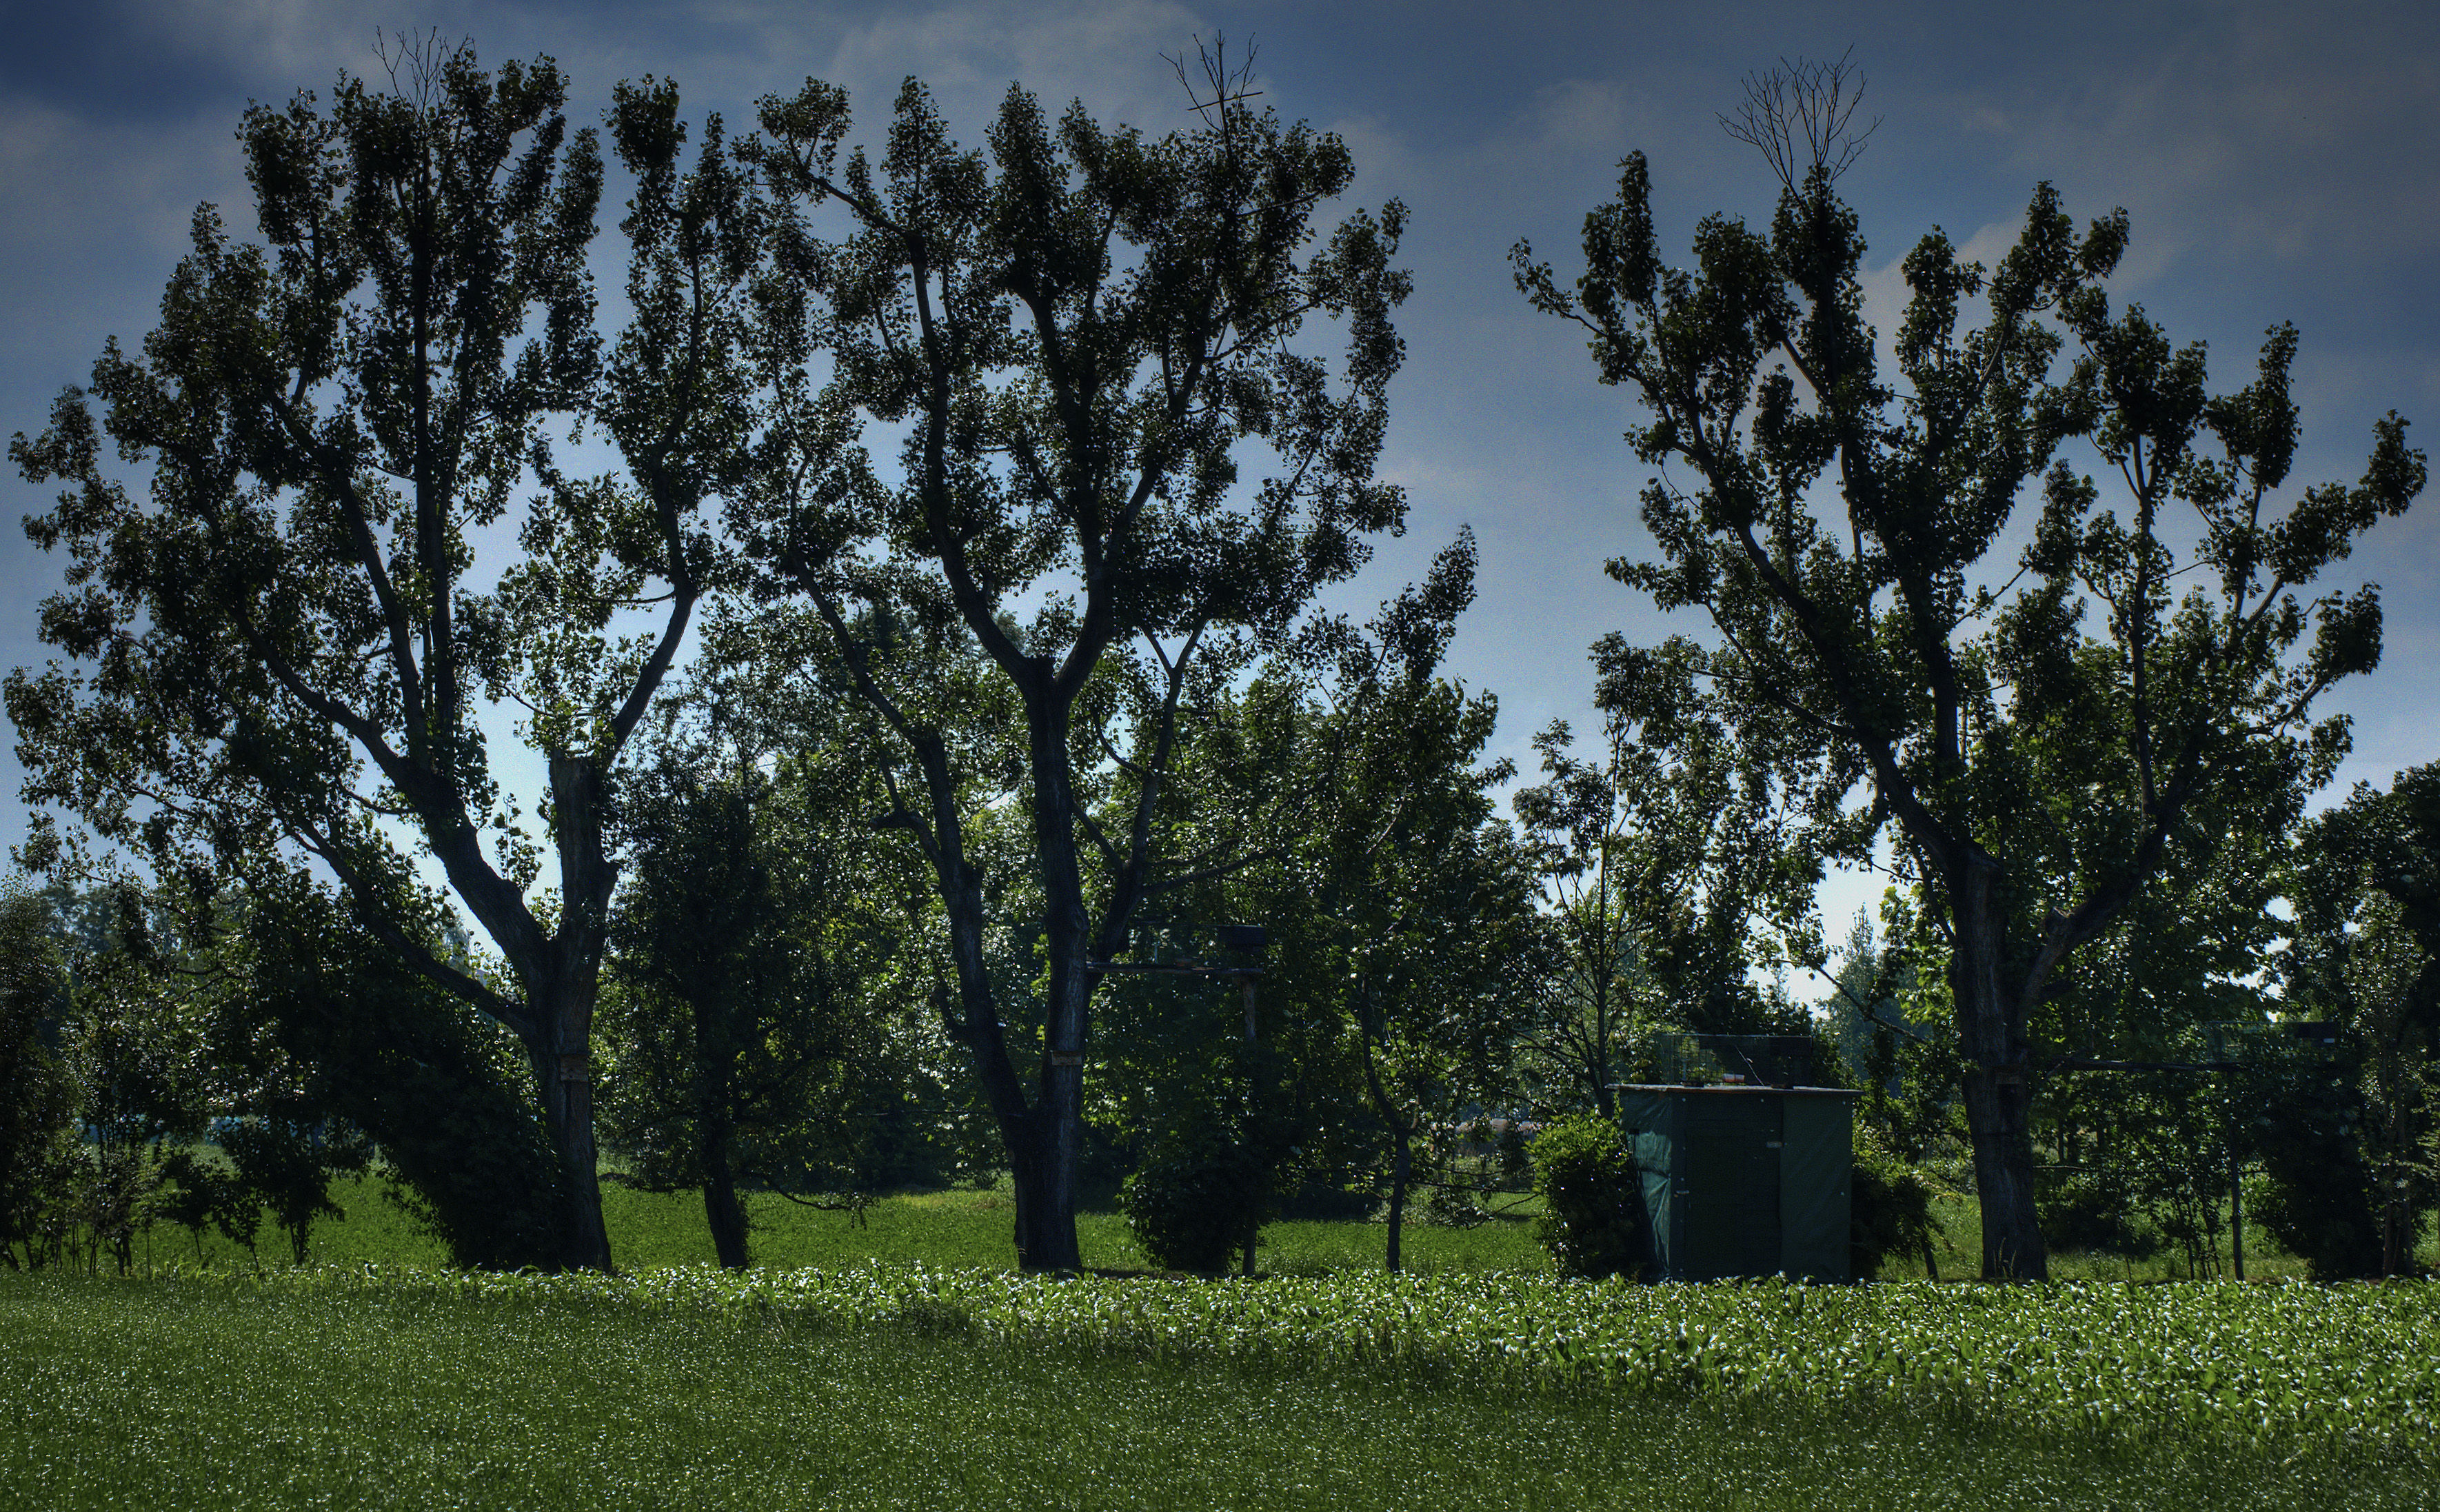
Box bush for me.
[1530,1114,1643,1278]
[2037,1166,2159,1260]
[1424,1179,1490,1229]
[239,881,572,1270]
[1120,1119,1264,1273]
[2233,1051,2386,1280]
[1851,1136,1940,1280]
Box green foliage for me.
[2307,772,2439,1264]
[21,891,210,1273]
[153,1149,256,1262]
[1514,647,1817,1119]
[225,877,572,1271]
[2250,763,2440,1277]
[2035,1166,2157,1262]
[1529,1115,1644,1278]
[1848,1133,1939,1280]
[0,880,72,1267]
[600,689,929,1269]
[2230,1042,2384,1279]
[1118,1102,1271,1273]
[213,1118,373,1267]
[1082,541,1538,1273]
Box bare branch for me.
[1722,48,1879,191]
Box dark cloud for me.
[0,0,256,124]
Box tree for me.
[32,885,211,1273]
[2267,765,2440,1276]
[0,880,72,1269]
[7,43,765,1269]
[1514,56,2423,1278]
[216,1111,373,1266]
[1822,903,1959,1278]
[602,656,926,1270]
[1515,636,1816,1116]
[1283,550,1542,1269]
[729,46,1414,1269]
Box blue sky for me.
[2,0,2434,940]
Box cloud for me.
[825,0,1207,128]
[1940,6,2440,280]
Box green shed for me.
[1614,1085,1860,1282]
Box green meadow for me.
[134,1171,1551,1276]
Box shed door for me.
[1682,1095,1782,1280]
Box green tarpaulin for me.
[1615,1085,1858,1283]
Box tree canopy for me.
[725,46,1417,1269]
[1514,55,2424,1278]
[6,40,774,1268]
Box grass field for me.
[137,1171,1550,1276]
[143,1167,2406,1282]
[6,1268,2430,1511]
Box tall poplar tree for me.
[730,48,1414,1269]
[7,41,757,1268]
[1514,58,2423,1277]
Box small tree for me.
[1283,545,1542,1270]
[0,880,72,1269]
[216,1111,373,1266]
[36,887,212,1273]
[603,667,920,1270]
[156,1148,257,1263]
[1119,1100,1268,1273]
[2271,766,2440,1276]
[1515,638,1815,1116]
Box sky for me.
[1,0,2436,950]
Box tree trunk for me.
[702,1137,749,1271]
[1005,1113,1080,1271]
[1385,1134,1410,1273]
[2379,1090,2409,1278]
[529,976,612,1273]
[1591,996,1615,1121]
[1949,860,2047,1281]
[1020,710,1091,1273]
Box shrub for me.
[156,1148,258,1262]
[1530,1114,1643,1278]
[1851,1135,1940,1280]
[2233,1050,2386,1280]
[2037,1166,2158,1260]
[1424,1180,1490,1229]
[237,881,572,1270]
[1120,1119,1264,1273]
